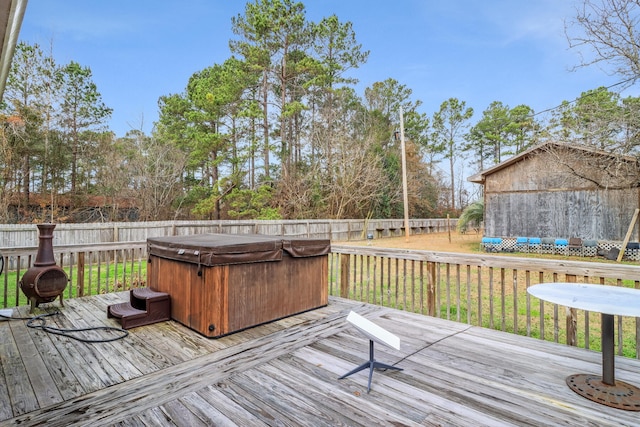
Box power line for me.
[532,76,637,118]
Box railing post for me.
[77,252,85,297]
[637,281,640,360]
[427,261,436,317]
[340,254,350,298]
[566,274,577,346]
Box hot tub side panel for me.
[226,253,328,334]
[147,234,329,338]
[192,264,229,337]
[148,255,229,336]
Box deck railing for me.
[330,245,640,359]
[1,241,639,358]
[0,242,147,307]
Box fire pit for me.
[20,223,68,313]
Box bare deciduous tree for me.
[275,133,386,219]
[565,0,640,82]
[130,135,187,221]
[541,142,639,190]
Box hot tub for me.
[146,233,330,337]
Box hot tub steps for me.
[107,288,170,329]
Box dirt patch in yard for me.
[341,230,482,253]
[340,231,634,264]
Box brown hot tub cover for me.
[147,233,330,267]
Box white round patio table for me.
[528,282,640,411]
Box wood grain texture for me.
[1,293,639,426]
[482,149,640,240]
[148,252,328,338]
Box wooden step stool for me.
[107,288,171,329]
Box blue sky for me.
[17,0,634,137]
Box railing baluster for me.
[584,275,591,350]
[339,254,349,298]
[446,263,451,321]
[372,256,377,305]
[566,274,577,346]
[501,268,506,332]
[359,254,364,301]
[2,253,8,307]
[410,260,415,313]
[477,266,482,327]
[15,255,23,307]
[552,273,559,343]
[512,269,518,334]
[387,258,392,308]
[427,261,436,317]
[456,264,461,322]
[379,257,385,306]
[436,263,442,316]
[97,252,102,295]
[402,258,406,311]
[88,251,94,296]
[77,252,85,297]
[105,250,110,294]
[489,267,494,329]
[419,261,424,315]
[122,248,127,289]
[365,255,371,303]
[636,280,640,359]
[351,254,357,300]
[466,265,471,324]
[68,252,75,300]
[525,270,531,337]
[618,278,624,356]
[539,271,545,340]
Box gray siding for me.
[480,147,640,240]
[485,188,639,240]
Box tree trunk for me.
[22,153,30,205]
[449,144,455,211]
[71,144,78,194]
[262,69,270,180]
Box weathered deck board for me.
[0,319,39,416]
[1,293,640,426]
[195,385,267,427]
[18,310,87,400]
[64,298,160,376]
[7,318,62,408]
[290,343,513,427]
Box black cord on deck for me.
[0,310,129,343]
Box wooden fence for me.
[1,240,639,359]
[0,218,455,249]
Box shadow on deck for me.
[1,293,639,426]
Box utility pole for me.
[399,107,410,242]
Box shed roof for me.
[468,141,639,185]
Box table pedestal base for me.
[566,374,640,411]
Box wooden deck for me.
[1,294,639,426]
